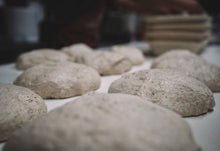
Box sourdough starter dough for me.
[14,62,101,99]
[3,93,200,151]
[0,83,47,141]
[83,51,132,75]
[62,43,93,63]
[109,69,215,117]
[110,46,145,65]
[16,49,70,70]
[151,50,220,92]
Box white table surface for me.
[0,45,220,151]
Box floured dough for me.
[3,93,200,151]
[16,49,70,70]
[83,51,132,75]
[110,46,145,65]
[0,83,47,141]
[151,50,220,92]
[62,43,93,63]
[109,69,215,117]
[14,62,101,99]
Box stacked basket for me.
[143,14,212,55]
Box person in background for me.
[116,0,203,14]
[5,0,204,48]
[53,0,203,48]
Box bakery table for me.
[0,44,220,151]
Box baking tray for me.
[0,45,219,151]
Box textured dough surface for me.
[14,62,101,99]
[110,46,145,65]
[109,69,215,117]
[16,49,70,70]
[151,50,220,92]
[83,51,132,75]
[62,43,93,63]
[0,83,47,141]
[3,93,200,151]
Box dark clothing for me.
[42,0,106,48]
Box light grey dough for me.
[83,51,132,75]
[110,46,145,65]
[3,93,200,151]
[16,49,70,70]
[62,43,93,63]
[151,50,220,92]
[0,83,47,141]
[14,62,101,99]
[109,69,215,117]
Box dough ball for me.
[14,62,101,99]
[110,46,145,65]
[151,50,220,92]
[0,83,47,141]
[16,49,70,70]
[3,93,200,151]
[62,43,93,63]
[83,51,132,75]
[109,69,215,117]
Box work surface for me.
[0,45,220,151]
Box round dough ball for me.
[151,50,220,92]
[109,69,215,117]
[3,93,200,151]
[0,83,47,141]
[16,49,70,70]
[110,46,145,65]
[83,51,132,75]
[62,43,93,63]
[14,62,101,99]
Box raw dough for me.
[110,46,145,65]
[83,51,132,75]
[108,69,215,117]
[0,83,47,141]
[62,43,93,63]
[151,50,220,92]
[14,62,101,99]
[3,93,200,151]
[16,49,70,70]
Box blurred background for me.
[0,0,219,64]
